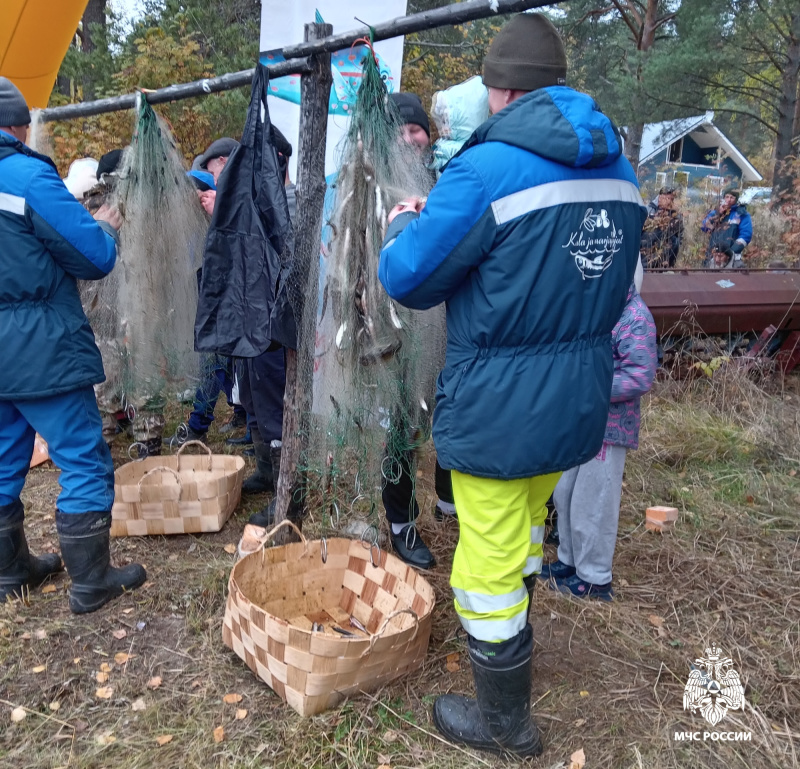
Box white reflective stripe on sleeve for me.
[453,585,528,614]
[0,192,25,216]
[530,525,545,544]
[457,610,528,643]
[522,555,543,577]
[491,178,645,225]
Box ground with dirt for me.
[1,374,799,769]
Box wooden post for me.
[272,22,333,543]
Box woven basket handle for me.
[361,608,419,657]
[137,466,183,498]
[255,519,310,558]
[176,440,213,470]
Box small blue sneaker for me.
[538,559,576,581]
[555,574,614,602]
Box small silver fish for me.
[350,616,368,634]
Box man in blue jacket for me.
[379,15,646,758]
[701,187,752,268]
[0,77,146,613]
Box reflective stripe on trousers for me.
[450,470,560,643]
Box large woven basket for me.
[111,441,245,537]
[223,521,435,716]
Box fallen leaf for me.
[190,679,202,689]
[131,698,146,712]
[789,469,797,477]
[223,544,237,554]
[568,747,586,769]
[579,690,589,697]
[100,662,112,673]
[383,729,399,743]
[73,658,81,665]
[34,629,47,640]
[377,765,391,769]
[222,693,243,705]
[156,735,173,746]
[445,652,460,673]
[213,725,225,743]
[96,733,116,746]
[95,686,114,699]
[10,707,26,723]
[32,665,46,674]
[377,755,391,766]
[618,578,630,587]
[573,718,586,727]
[73,719,89,733]
[49,701,60,712]
[167,554,178,562]
[96,671,109,683]
[147,676,162,689]
[112,629,127,640]
[122,608,135,615]
[20,632,31,641]
[114,652,135,665]
[235,708,248,720]
[41,585,56,594]
[648,614,665,628]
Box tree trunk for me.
[271,22,333,545]
[81,0,107,99]
[772,10,800,201]
[625,122,644,169]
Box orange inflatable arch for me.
[0,0,89,108]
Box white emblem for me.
[563,207,624,280]
[683,644,745,726]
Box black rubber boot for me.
[136,437,162,459]
[241,432,274,495]
[247,441,282,527]
[0,500,63,602]
[433,625,543,758]
[56,511,146,614]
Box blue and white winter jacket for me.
[0,129,118,400]
[379,87,647,479]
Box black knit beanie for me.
[0,77,31,127]
[483,13,567,92]
[388,93,430,138]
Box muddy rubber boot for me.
[433,625,543,758]
[136,437,162,459]
[247,441,283,527]
[56,511,146,614]
[241,432,274,495]
[0,500,63,602]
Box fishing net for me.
[298,42,446,536]
[81,96,207,449]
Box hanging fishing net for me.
[80,96,207,450]
[297,41,446,537]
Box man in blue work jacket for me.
[379,15,646,758]
[0,77,146,613]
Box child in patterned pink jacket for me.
[540,279,658,601]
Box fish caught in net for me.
[81,96,207,451]
[303,41,446,535]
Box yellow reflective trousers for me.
[450,470,561,643]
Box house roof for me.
[639,111,763,183]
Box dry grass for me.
[1,374,799,769]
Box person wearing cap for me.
[640,186,683,268]
[376,92,456,571]
[0,77,146,613]
[701,187,752,268]
[378,14,645,757]
[388,92,431,152]
[170,137,243,448]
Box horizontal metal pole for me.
[39,0,564,122]
[39,58,312,122]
